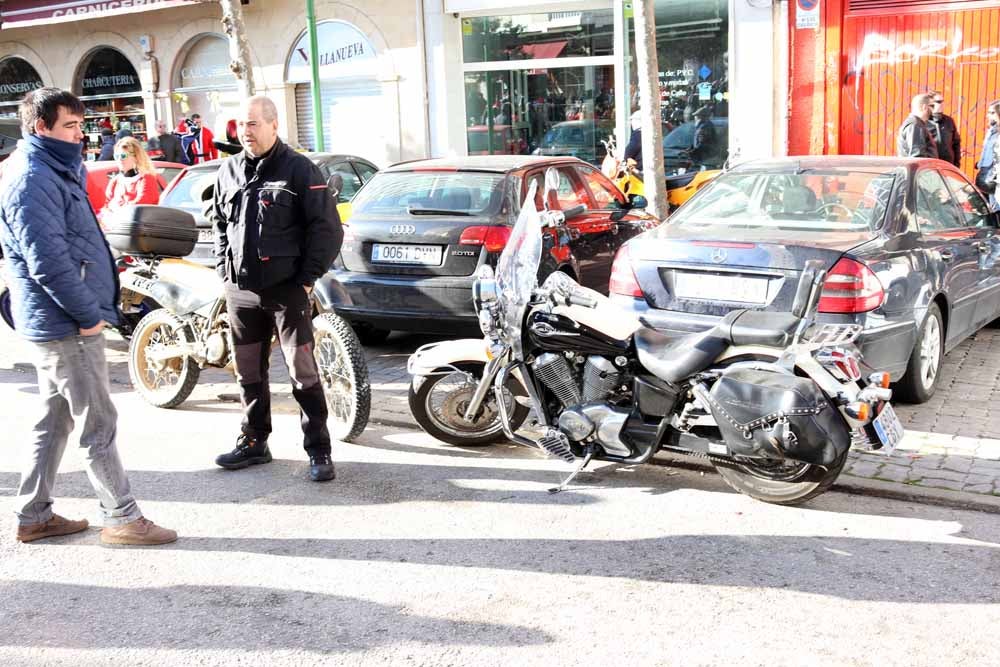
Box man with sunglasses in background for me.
[927,91,962,168]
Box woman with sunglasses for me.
[98,137,161,228]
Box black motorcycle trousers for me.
[224,282,331,456]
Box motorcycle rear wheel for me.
[711,453,848,506]
[128,309,201,409]
[313,312,370,442]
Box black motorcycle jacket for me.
[210,139,343,291]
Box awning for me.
[1,0,197,29]
[518,41,568,60]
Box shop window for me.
[0,57,43,119]
[172,35,239,138]
[462,10,614,64]
[77,48,140,98]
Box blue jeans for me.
[15,332,142,527]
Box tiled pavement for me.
[3,322,1000,505]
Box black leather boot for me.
[308,454,336,482]
[215,434,272,470]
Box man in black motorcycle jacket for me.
[208,95,343,482]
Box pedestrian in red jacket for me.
[98,136,160,228]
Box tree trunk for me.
[218,0,255,99]
[633,0,668,220]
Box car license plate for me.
[673,272,769,304]
[872,403,904,455]
[371,243,442,266]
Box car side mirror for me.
[327,173,344,201]
[628,194,648,210]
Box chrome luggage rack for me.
[805,323,864,346]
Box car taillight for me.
[610,244,643,297]
[459,226,511,253]
[818,258,885,313]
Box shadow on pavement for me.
[0,580,552,652]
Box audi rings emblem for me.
[711,248,728,264]
[389,224,416,235]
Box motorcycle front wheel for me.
[128,309,201,408]
[711,453,848,506]
[313,312,370,442]
[409,362,530,447]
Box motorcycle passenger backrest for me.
[791,259,827,320]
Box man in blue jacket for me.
[0,88,176,546]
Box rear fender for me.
[119,271,214,317]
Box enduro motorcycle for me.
[408,171,903,504]
[120,255,371,442]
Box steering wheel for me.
[820,202,852,218]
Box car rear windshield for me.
[671,169,896,233]
[350,171,506,217]
[160,168,219,215]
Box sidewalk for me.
[3,323,1000,510]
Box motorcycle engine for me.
[205,332,229,367]
[582,356,622,402]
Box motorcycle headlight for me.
[472,265,498,312]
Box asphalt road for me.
[1,364,998,666]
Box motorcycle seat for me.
[635,310,802,384]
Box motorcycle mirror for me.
[327,173,344,201]
[628,194,648,210]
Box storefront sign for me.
[287,20,377,83]
[177,36,234,89]
[0,57,44,103]
[1,0,196,28]
[796,0,820,29]
[78,48,141,97]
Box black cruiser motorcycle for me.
[409,171,902,504]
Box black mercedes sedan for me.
[609,156,1000,403]
[317,156,660,342]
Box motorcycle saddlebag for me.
[106,205,198,258]
[703,368,850,467]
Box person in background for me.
[0,87,176,545]
[96,127,115,161]
[186,113,217,164]
[114,123,132,142]
[976,101,1000,209]
[689,106,719,167]
[927,91,962,168]
[98,136,160,228]
[623,109,643,171]
[897,94,938,159]
[147,119,183,163]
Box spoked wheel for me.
[128,309,200,408]
[712,453,848,506]
[408,362,530,446]
[313,312,370,442]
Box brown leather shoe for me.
[100,517,177,546]
[16,514,89,543]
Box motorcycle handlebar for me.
[551,291,598,309]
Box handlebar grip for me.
[568,293,598,309]
[563,205,586,219]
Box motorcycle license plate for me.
[371,244,442,266]
[872,403,904,455]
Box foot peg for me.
[537,429,575,463]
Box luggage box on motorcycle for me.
[106,205,198,258]
[704,368,850,467]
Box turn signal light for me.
[609,244,643,297]
[818,257,885,314]
[869,372,891,389]
[460,226,511,253]
[845,402,871,421]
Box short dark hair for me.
[19,87,85,136]
[190,113,201,120]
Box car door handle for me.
[940,249,955,261]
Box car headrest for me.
[782,186,818,214]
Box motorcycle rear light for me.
[610,244,643,297]
[818,257,885,313]
[459,226,511,253]
[816,347,862,382]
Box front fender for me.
[407,338,491,379]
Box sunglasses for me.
[115,152,131,159]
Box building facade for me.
[788,0,1000,176]
[0,0,428,166]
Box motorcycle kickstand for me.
[548,445,596,494]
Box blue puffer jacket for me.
[0,134,120,342]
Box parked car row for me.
[86,145,999,406]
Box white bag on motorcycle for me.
[704,368,851,467]
[106,205,198,257]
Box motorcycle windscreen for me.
[495,181,543,357]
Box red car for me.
[84,161,188,213]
